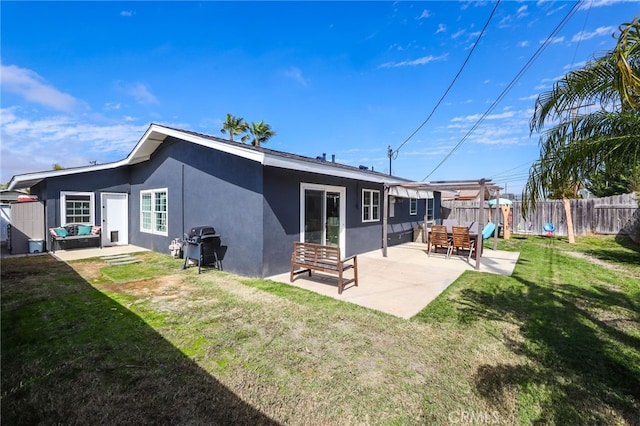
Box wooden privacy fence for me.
[442,193,639,237]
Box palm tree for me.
[523,17,640,242]
[246,120,276,147]
[220,113,248,142]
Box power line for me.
[489,160,534,179]
[423,1,582,181]
[389,0,501,160]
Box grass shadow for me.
[421,237,640,424]
[477,252,637,423]
[1,255,279,425]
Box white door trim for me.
[299,183,346,253]
[101,192,129,247]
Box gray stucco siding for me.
[262,167,300,277]
[129,138,265,277]
[31,168,131,236]
[261,167,388,275]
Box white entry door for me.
[101,193,128,247]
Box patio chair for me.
[429,225,452,257]
[451,226,475,261]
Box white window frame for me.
[60,191,94,225]
[362,189,380,222]
[140,188,168,236]
[299,182,346,251]
[426,198,435,222]
[409,198,418,216]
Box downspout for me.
[476,179,485,270]
[382,184,389,257]
[493,189,499,250]
[181,164,185,235]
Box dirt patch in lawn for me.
[97,275,198,301]
[68,258,198,302]
[68,260,106,282]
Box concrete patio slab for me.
[50,245,150,262]
[267,242,520,319]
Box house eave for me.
[8,123,413,190]
[262,154,395,184]
[7,160,129,191]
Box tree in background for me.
[523,17,640,243]
[52,163,64,170]
[246,120,276,147]
[585,160,640,197]
[220,113,249,142]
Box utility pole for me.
[387,145,393,176]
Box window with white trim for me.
[140,189,168,235]
[362,189,380,222]
[61,192,94,225]
[426,198,434,221]
[410,198,417,215]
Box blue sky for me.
[1,1,636,194]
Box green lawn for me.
[2,235,639,425]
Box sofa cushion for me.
[53,227,69,237]
[78,225,92,236]
[77,225,92,236]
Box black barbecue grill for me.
[181,226,222,273]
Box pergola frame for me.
[383,179,502,270]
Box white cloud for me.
[542,36,565,44]
[104,102,121,111]
[517,41,529,48]
[435,24,446,34]
[115,81,158,104]
[0,64,79,111]
[577,0,627,10]
[451,29,466,39]
[120,10,134,17]
[417,9,431,19]
[379,54,447,68]
[516,5,528,19]
[572,26,615,42]
[519,94,539,101]
[451,110,516,122]
[563,60,587,70]
[0,107,148,182]
[284,67,308,86]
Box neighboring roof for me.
[388,179,502,195]
[0,189,28,202]
[440,188,493,201]
[8,124,412,190]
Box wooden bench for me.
[49,224,102,253]
[290,242,358,294]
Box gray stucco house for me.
[8,124,441,277]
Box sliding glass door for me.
[300,183,346,250]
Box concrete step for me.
[107,259,143,266]
[101,254,142,265]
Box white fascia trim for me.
[8,160,129,191]
[150,125,265,164]
[263,154,390,184]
